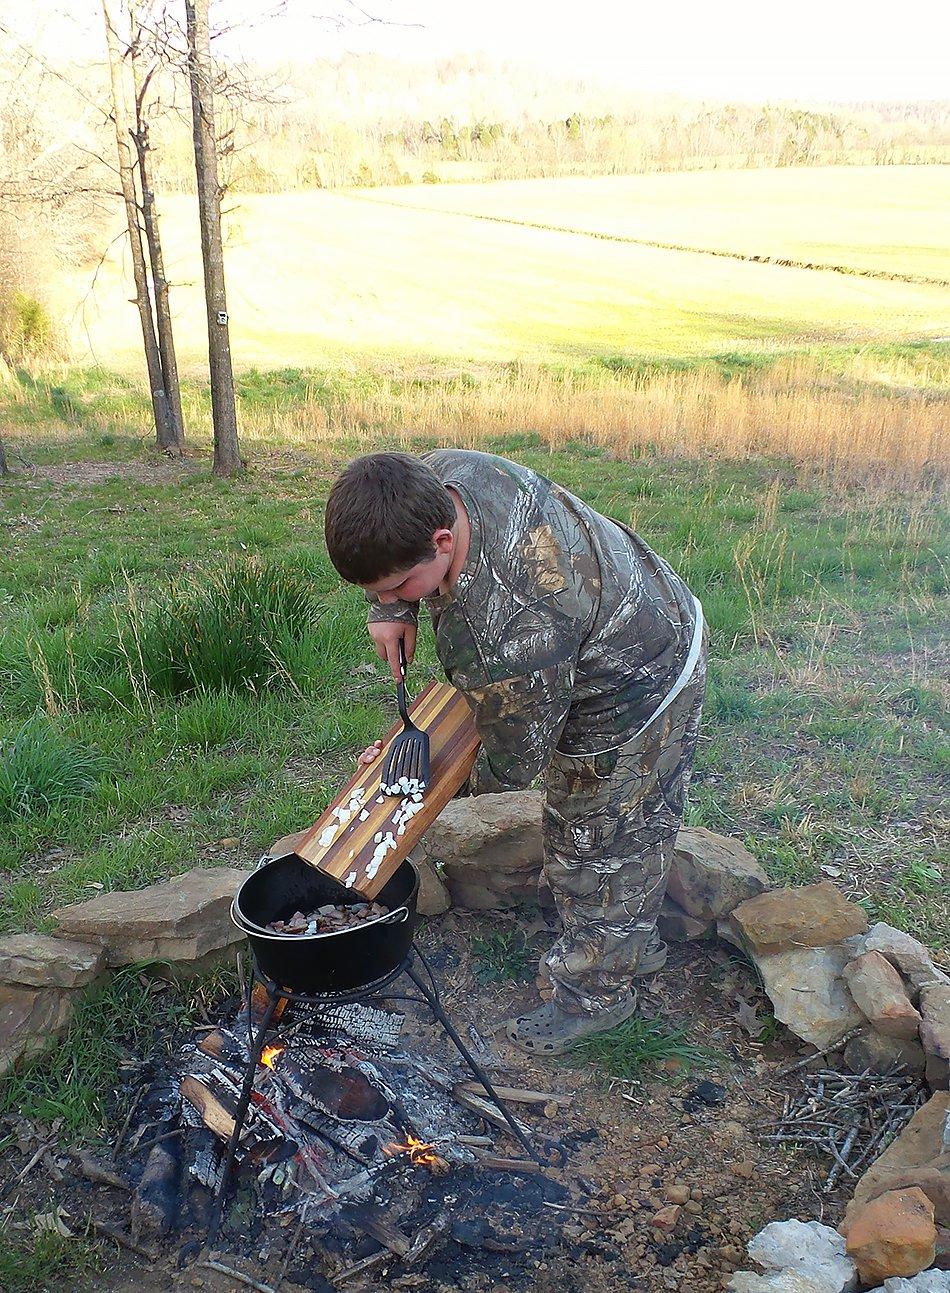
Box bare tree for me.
[102,0,183,455]
[184,0,241,477]
[0,436,9,477]
[129,2,185,447]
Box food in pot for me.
[265,901,390,937]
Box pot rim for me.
[230,897,411,941]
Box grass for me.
[569,1015,717,1082]
[472,928,541,984]
[0,962,239,1134]
[0,1228,99,1293]
[52,168,950,374]
[0,429,944,956]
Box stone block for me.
[54,867,248,967]
[755,943,864,1048]
[844,1094,950,1229]
[731,881,868,955]
[844,951,923,1040]
[843,1032,927,1077]
[0,983,76,1077]
[919,985,950,1061]
[855,925,949,994]
[0,933,105,989]
[844,1188,936,1286]
[666,827,770,920]
[657,897,712,943]
[746,1217,858,1292]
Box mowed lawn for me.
[59,167,950,373]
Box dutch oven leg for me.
[206,989,282,1247]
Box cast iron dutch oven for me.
[231,854,418,994]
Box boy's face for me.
[360,527,455,604]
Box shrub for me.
[0,716,104,823]
[0,291,55,363]
[132,557,322,696]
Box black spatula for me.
[381,639,430,795]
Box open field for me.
[362,165,950,282]
[58,167,950,373]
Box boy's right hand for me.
[368,621,417,681]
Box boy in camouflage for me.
[324,450,707,1056]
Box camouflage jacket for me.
[367,450,699,794]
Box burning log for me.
[382,1134,450,1176]
[182,1074,237,1140]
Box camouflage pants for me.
[541,634,708,1015]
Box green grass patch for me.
[0,716,105,824]
[570,1015,717,1081]
[0,1227,98,1293]
[472,928,539,984]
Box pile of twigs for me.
[758,1065,928,1193]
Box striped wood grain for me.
[295,681,480,899]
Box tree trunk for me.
[184,0,242,478]
[101,0,176,452]
[0,437,9,477]
[129,6,185,453]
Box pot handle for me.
[376,904,410,926]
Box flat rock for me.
[0,983,76,1076]
[845,1188,936,1286]
[844,1032,927,1077]
[855,925,949,993]
[422,791,543,908]
[54,868,248,967]
[755,944,864,1048]
[666,827,770,920]
[657,897,712,942]
[0,933,105,989]
[844,951,923,1040]
[748,1218,858,1293]
[844,1094,950,1229]
[919,986,950,1060]
[731,882,868,955]
[729,1274,835,1293]
[866,1273,950,1293]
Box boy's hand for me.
[357,740,383,769]
[368,621,417,681]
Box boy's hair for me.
[324,453,456,584]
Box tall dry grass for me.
[256,356,949,484]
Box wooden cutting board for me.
[294,681,480,898]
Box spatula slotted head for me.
[381,728,430,793]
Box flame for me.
[260,1043,284,1070]
[383,1133,449,1174]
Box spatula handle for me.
[396,638,411,725]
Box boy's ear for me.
[433,527,454,554]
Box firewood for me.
[90,1218,159,1260]
[451,1088,533,1137]
[347,1202,411,1256]
[75,1152,129,1191]
[132,1136,183,1235]
[455,1081,573,1107]
[403,1209,451,1266]
[181,1074,236,1140]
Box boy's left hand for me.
[356,740,383,769]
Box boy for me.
[324,450,707,1056]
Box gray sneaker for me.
[505,991,639,1057]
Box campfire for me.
[119,961,571,1286]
